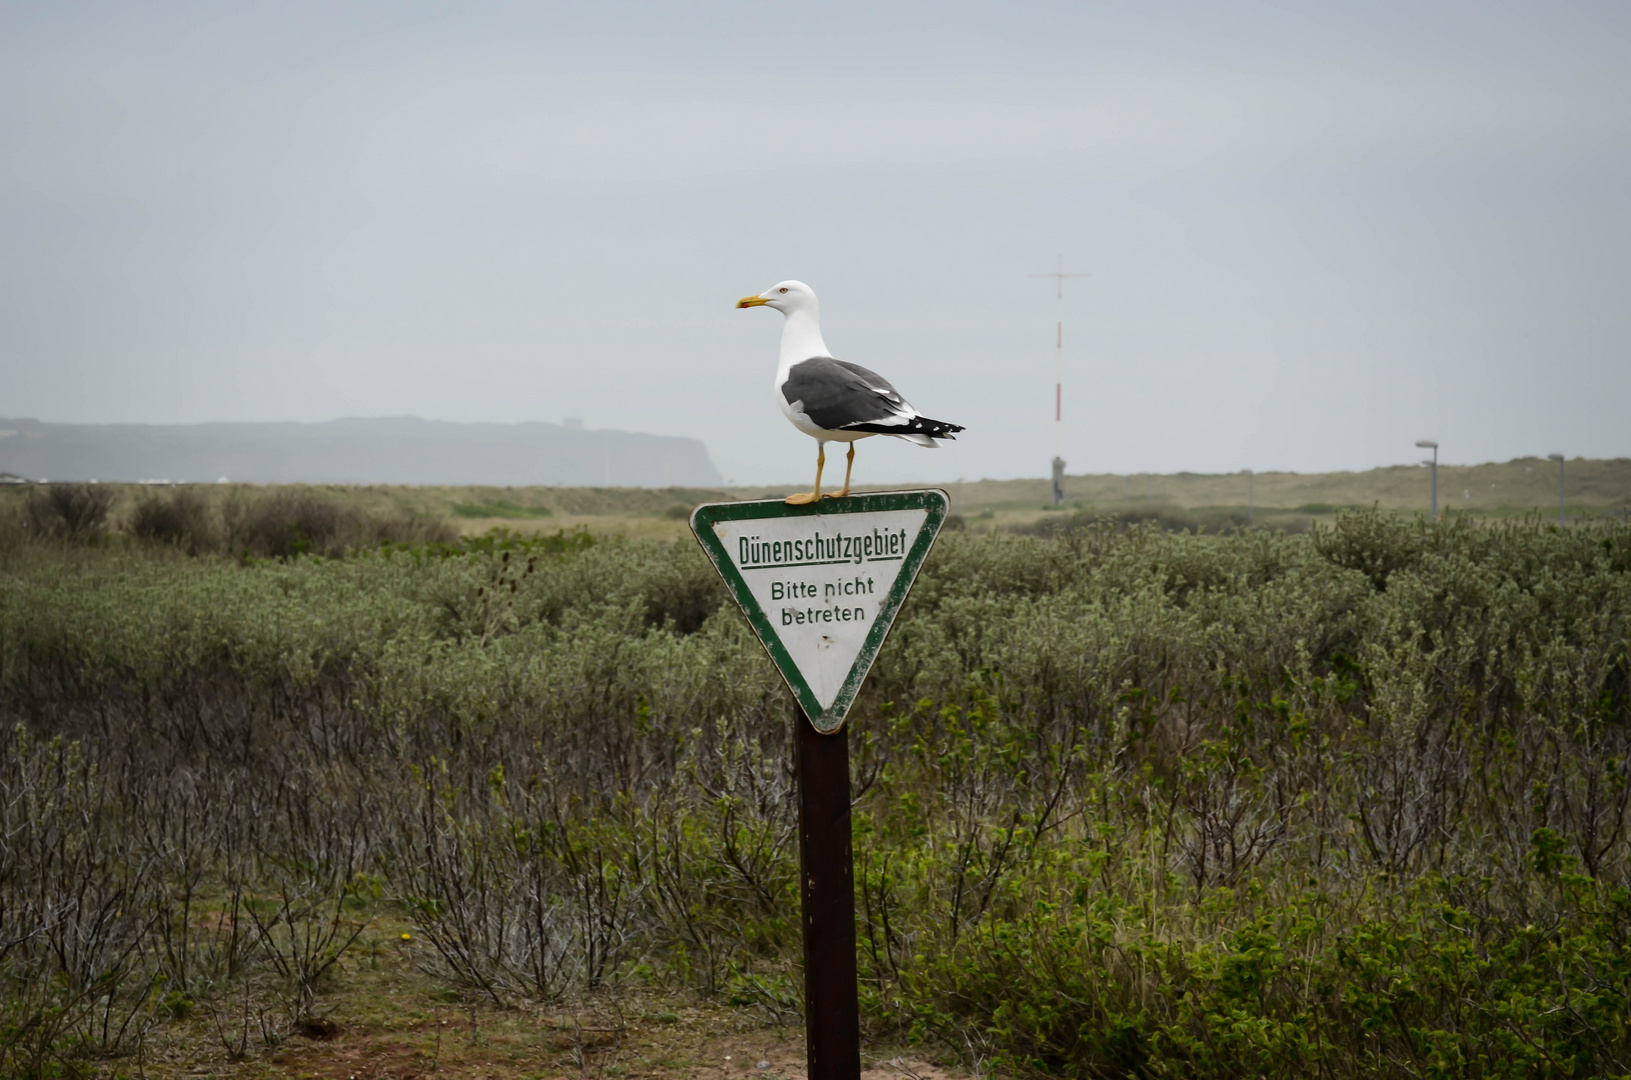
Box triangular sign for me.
[690,489,949,733]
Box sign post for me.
[794,706,859,1078]
[690,490,950,1080]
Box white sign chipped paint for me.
[690,491,948,733]
[712,508,925,709]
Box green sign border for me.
[690,489,949,733]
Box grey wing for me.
[783,357,914,431]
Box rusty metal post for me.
[794,703,860,1080]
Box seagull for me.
[737,280,964,505]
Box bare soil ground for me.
[128,931,960,1080]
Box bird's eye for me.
[779,287,789,294]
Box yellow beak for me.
[736,294,770,308]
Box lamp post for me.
[1548,453,1565,523]
[1416,440,1439,518]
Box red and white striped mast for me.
[1029,256,1090,505]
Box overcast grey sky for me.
[3,1,1627,485]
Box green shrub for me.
[2,516,1629,1075]
[129,486,216,551]
[1016,503,1261,537]
[22,483,115,543]
[1310,506,1424,589]
[219,487,456,558]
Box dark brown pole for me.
[795,703,861,1080]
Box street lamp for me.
[1548,453,1565,523]
[1416,440,1439,518]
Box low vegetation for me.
[1,489,1629,1078]
[27,483,458,559]
[1017,502,1266,536]
[452,499,556,520]
[4,451,1626,548]
[20,482,117,543]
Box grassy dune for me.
[920,455,1631,532]
[2,455,1626,545]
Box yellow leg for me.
[825,443,855,498]
[786,444,825,505]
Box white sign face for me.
[712,508,926,709]
[690,491,948,733]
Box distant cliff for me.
[0,417,723,487]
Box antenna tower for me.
[1028,256,1091,505]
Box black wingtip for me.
[840,415,966,438]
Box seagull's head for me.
[736,280,817,317]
